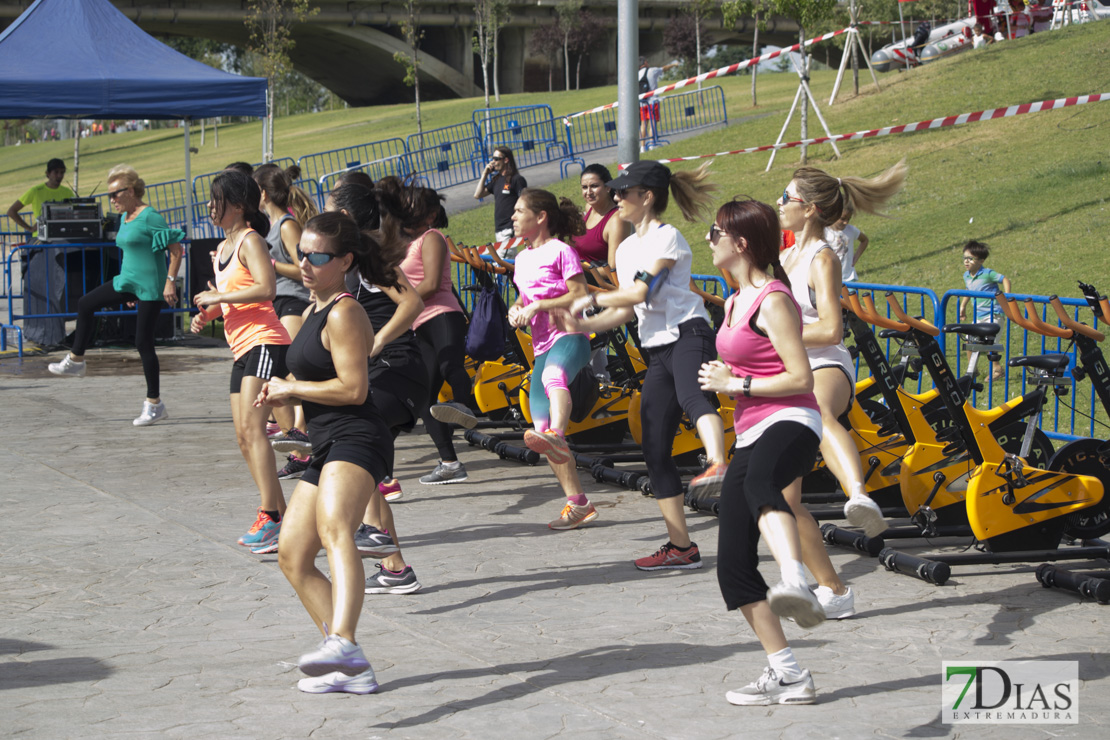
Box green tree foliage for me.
[393,0,426,137]
[245,0,319,161]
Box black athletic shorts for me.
[272,295,311,319]
[230,343,289,394]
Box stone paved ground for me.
[2,341,1108,739]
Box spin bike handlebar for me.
[845,289,908,332]
[885,294,941,337]
[994,292,1067,338]
[1048,295,1106,342]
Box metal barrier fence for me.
[297,138,410,190]
[562,107,620,159]
[1,213,32,300]
[3,242,192,357]
[937,289,1107,440]
[404,121,485,191]
[658,86,728,138]
[474,106,567,171]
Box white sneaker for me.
[297,666,379,695]
[726,667,816,706]
[298,634,370,677]
[133,401,168,426]
[47,355,86,377]
[844,495,887,538]
[815,585,856,619]
[767,582,826,629]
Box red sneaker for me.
[634,541,703,571]
[687,462,728,501]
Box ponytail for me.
[661,161,717,223]
[793,159,907,227]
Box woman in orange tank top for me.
[192,170,292,552]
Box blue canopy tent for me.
[0,0,268,233]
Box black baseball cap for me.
[607,160,671,191]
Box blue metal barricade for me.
[657,85,728,137]
[937,289,1106,440]
[1,212,32,301]
[298,139,410,190]
[3,241,192,358]
[473,106,568,171]
[844,282,943,396]
[404,122,485,191]
[562,107,620,159]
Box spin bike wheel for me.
[1049,438,1110,540]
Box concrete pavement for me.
[1,339,1108,739]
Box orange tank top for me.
[215,229,291,360]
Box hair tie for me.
[836,177,842,187]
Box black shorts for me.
[230,344,289,394]
[272,295,310,319]
[301,435,390,487]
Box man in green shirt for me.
[7,158,77,346]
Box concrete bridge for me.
[0,1,804,106]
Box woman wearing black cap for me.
[558,160,728,571]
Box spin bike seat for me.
[1009,354,1070,372]
[878,329,911,340]
[942,323,1000,340]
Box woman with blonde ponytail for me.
[778,160,908,601]
[561,160,728,571]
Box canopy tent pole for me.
[72,122,80,194]
[184,118,193,241]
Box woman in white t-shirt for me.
[560,160,727,572]
[821,200,868,283]
[778,162,907,558]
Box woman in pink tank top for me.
[696,198,827,706]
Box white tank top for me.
[784,240,854,375]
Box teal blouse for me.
[111,207,185,302]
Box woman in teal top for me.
[48,165,184,427]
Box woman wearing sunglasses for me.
[698,197,824,706]
[254,211,402,695]
[777,161,907,611]
[191,170,291,552]
[48,165,184,427]
[560,160,728,571]
[473,146,526,251]
[508,188,595,529]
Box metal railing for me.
[297,138,410,189]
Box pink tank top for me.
[716,281,820,436]
[399,228,462,330]
[575,206,617,263]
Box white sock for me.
[441,460,461,470]
[779,559,808,588]
[848,483,867,500]
[767,647,803,679]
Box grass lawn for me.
[3,22,1107,303]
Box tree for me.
[531,21,564,93]
[393,0,425,138]
[473,0,509,107]
[765,0,838,163]
[722,0,770,107]
[245,0,318,162]
[687,0,718,82]
[555,0,583,92]
[567,11,606,91]
[663,14,699,78]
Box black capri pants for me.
[71,281,163,399]
[415,311,476,461]
[640,318,720,500]
[716,421,820,611]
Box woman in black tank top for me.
[254,212,407,694]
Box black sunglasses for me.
[490,156,505,162]
[614,187,645,201]
[108,187,129,199]
[709,224,725,241]
[297,246,338,266]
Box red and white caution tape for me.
[632,92,1110,166]
[564,26,855,123]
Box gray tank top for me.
[266,213,310,300]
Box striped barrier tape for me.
[624,92,1110,166]
[564,26,855,123]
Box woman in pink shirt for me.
[696,198,825,706]
[507,189,594,530]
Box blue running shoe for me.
[238,508,280,547]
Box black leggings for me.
[415,311,475,461]
[716,421,820,611]
[72,281,163,399]
[640,318,720,499]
